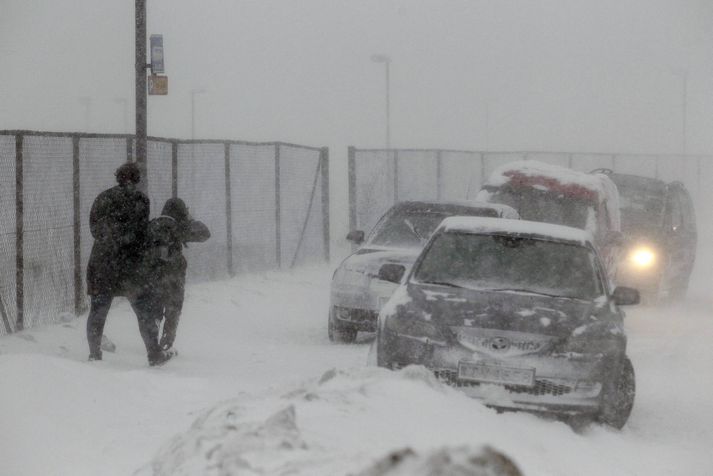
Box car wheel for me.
[328,307,358,343]
[375,325,397,368]
[598,356,635,429]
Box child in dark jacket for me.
[142,198,210,351]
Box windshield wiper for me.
[419,280,465,289]
[404,218,427,242]
[485,287,577,299]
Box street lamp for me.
[371,54,391,149]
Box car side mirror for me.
[378,263,406,284]
[346,230,365,245]
[612,286,640,306]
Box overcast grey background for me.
[2,0,712,253]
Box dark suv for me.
[593,170,697,302]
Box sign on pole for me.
[148,75,168,95]
[150,34,164,74]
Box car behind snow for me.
[329,200,518,343]
[375,216,639,428]
[593,170,697,303]
[476,160,623,281]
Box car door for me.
[662,187,688,285]
[676,186,697,281]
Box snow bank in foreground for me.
[142,366,530,476]
[356,446,522,476]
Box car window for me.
[488,187,591,230]
[367,206,499,248]
[413,232,602,300]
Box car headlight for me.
[386,312,448,347]
[628,246,656,269]
[558,337,622,356]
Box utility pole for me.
[135,0,148,193]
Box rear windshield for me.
[487,187,591,230]
[414,232,602,300]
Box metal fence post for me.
[480,152,486,188]
[290,156,323,269]
[436,150,443,200]
[320,147,330,262]
[348,146,357,232]
[171,141,178,198]
[274,143,282,268]
[72,136,83,315]
[15,134,23,331]
[224,143,234,276]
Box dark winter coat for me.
[86,184,150,296]
[138,200,210,295]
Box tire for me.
[598,356,635,429]
[328,307,358,343]
[375,325,397,369]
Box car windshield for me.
[414,232,602,300]
[610,176,665,233]
[488,187,591,230]
[368,207,497,248]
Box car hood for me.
[338,247,421,277]
[399,283,617,338]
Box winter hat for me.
[115,162,141,185]
[162,198,190,223]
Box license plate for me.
[457,361,535,387]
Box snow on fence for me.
[348,146,713,235]
[0,131,329,335]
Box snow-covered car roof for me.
[390,200,518,218]
[439,216,593,245]
[483,160,609,203]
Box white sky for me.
[2,0,713,155]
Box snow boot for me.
[148,348,176,367]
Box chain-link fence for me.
[0,131,329,335]
[348,147,713,235]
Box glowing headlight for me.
[629,247,656,268]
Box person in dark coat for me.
[86,162,171,366]
[139,198,210,351]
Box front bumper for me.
[432,367,602,415]
[383,329,610,416]
[331,278,398,331]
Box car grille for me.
[432,369,574,397]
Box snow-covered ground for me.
[1,252,712,475]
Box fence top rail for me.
[0,130,324,152]
[350,146,713,160]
